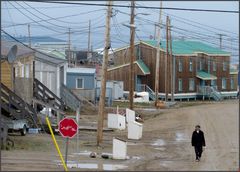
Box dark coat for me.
[191,130,206,147]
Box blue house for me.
[66,67,96,102]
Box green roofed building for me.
[107,40,238,101]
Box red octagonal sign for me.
[58,118,78,138]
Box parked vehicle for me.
[3,116,29,136]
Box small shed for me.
[66,67,96,102]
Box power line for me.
[15,1,70,30]
[22,1,106,25]
[27,1,239,13]
[3,8,106,28]
[1,29,68,61]
[8,1,65,34]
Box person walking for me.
[191,125,206,162]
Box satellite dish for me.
[7,45,18,63]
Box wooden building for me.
[1,40,35,92]
[107,40,238,100]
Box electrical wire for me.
[27,1,239,13]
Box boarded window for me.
[76,78,84,89]
[208,60,211,73]
[222,78,226,89]
[178,59,183,72]
[230,77,234,89]
[189,58,193,72]
[213,61,217,71]
[178,79,182,92]
[199,60,203,70]
[223,61,227,71]
[189,78,195,91]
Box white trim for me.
[108,61,150,75]
[76,77,84,89]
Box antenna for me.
[7,45,18,63]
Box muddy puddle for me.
[175,132,188,142]
[151,139,166,146]
[57,162,127,170]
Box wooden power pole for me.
[165,16,169,101]
[87,20,92,59]
[28,24,31,48]
[154,1,163,105]
[169,19,174,102]
[68,28,71,66]
[97,0,113,146]
[129,0,135,110]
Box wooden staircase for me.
[33,78,66,111]
[0,83,38,128]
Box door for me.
[60,66,64,85]
[136,75,142,92]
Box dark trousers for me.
[194,146,203,160]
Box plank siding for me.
[107,42,233,94]
[1,61,12,90]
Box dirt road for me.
[2,100,239,171]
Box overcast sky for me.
[1,1,239,62]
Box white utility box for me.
[127,121,143,140]
[112,137,127,159]
[126,108,135,123]
[107,113,126,130]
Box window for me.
[199,60,203,70]
[208,60,211,73]
[230,77,234,89]
[76,78,84,89]
[25,64,30,78]
[21,65,24,77]
[223,61,227,71]
[189,58,193,72]
[189,78,195,91]
[213,61,217,71]
[178,79,183,92]
[178,59,183,72]
[211,80,217,86]
[222,78,226,89]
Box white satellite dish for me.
[7,45,18,63]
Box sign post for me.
[58,118,79,166]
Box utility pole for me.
[87,20,92,60]
[129,0,135,110]
[68,28,71,67]
[97,0,113,146]
[165,16,169,101]
[154,1,163,105]
[217,33,226,49]
[28,24,31,48]
[169,19,174,102]
[153,24,157,40]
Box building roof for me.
[108,59,150,76]
[39,49,66,60]
[230,68,238,75]
[67,67,96,74]
[35,51,66,65]
[16,36,66,43]
[143,40,230,56]
[196,71,217,80]
[136,59,150,75]
[1,40,34,58]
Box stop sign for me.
[58,118,78,138]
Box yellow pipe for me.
[46,117,68,172]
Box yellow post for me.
[46,117,68,172]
